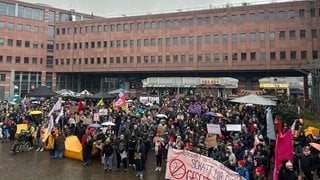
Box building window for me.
[181,19,186,27]
[158,38,162,46]
[300,30,306,39]
[110,57,114,64]
[158,21,162,29]
[8,39,13,46]
[197,54,202,62]
[250,33,256,42]
[173,20,178,27]
[166,38,170,46]
[232,53,237,61]
[231,15,237,23]
[310,8,315,17]
[260,52,266,61]
[290,51,296,60]
[214,53,219,61]
[137,23,142,30]
[130,23,134,31]
[137,39,141,47]
[15,57,20,64]
[240,14,246,23]
[259,32,265,41]
[241,53,247,61]
[144,56,148,63]
[173,55,178,62]
[240,33,246,42]
[166,20,171,28]
[158,56,162,63]
[17,24,23,31]
[289,30,296,40]
[270,52,276,60]
[189,54,194,62]
[280,51,286,60]
[299,9,305,18]
[270,32,275,40]
[129,56,133,64]
[130,40,134,47]
[249,13,255,22]
[0,74,5,81]
[312,29,317,39]
[188,18,193,26]
[214,16,219,25]
[25,41,30,48]
[259,12,264,21]
[197,18,202,26]
[151,56,155,63]
[181,55,186,62]
[189,36,194,45]
[16,40,22,47]
[278,11,285,20]
[7,56,12,63]
[279,31,285,40]
[151,21,156,29]
[144,39,148,47]
[222,34,228,43]
[313,50,318,60]
[222,16,227,24]
[288,10,295,19]
[205,53,211,62]
[144,22,148,30]
[151,38,155,46]
[173,37,178,45]
[301,51,307,59]
[166,55,170,63]
[0,38,3,46]
[205,17,210,25]
[197,36,202,44]
[269,12,275,20]
[181,37,186,45]
[223,53,228,61]
[214,35,219,44]
[250,52,256,61]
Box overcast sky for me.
[21,0,286,17]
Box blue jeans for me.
[54,149,64,159]
[104,155,113,170]
[37,137,42,149]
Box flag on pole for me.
[49,99,61,116]
[96,98,104,107]
[273,129,293,180]
[266,108,276,140]
[55,107,64,124]
[113,91,126,110]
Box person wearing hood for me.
[236,160,250,180]
[224,145,237,170]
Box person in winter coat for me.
[102,138,114,172]
[82,131,94,166]
[114,134,128,171]
[281,161,298,180]
[236,160,250,180]
[153,133,164,171]
[135,137,145,179]
[297,146,316,180]
[54,130,66,159]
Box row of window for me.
[0,38,45,49]
[54,29,317,50]
[56,8,320,35]
[0,56,42,64]
[0,21,46,33]
[51,50,317,66]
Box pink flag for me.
[113,91,126,110]
[273,129,293,180]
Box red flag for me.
[273,129,293,180]
[113,91,126,110]
[78,99,84,113]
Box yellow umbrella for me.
[30,110,43,115]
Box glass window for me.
[48,26,54,38]
[181,37,186,45]
[181,19,186,27]
[232,53,237,61]
[278,11,285,20]
[289,30,296,40]
[197,36,202,44]
[231,15,237,23]
[173,37,178,45]
[299,9,305,18]
[151,21,156,29]
[250,33,256,42]
[310,8,315,17]
[205,17,210,25]
[110,24,115,32]
[166,38,170,46]
[144,56,148,63]
[173,55,178,62]
[151,56,155,63]
[260,52,266,61]
[269,12,275,20]
[205,53,211,62]
[181,55,186,62]
[279,31,285,40]
[205,35,210,44]
[166,20,171,28]
[158,38,162,46]
[123,40,127,47]
[137,39,141,47]
[25,25,31,32]
[240,14,246,23]
[197,54,202,62]
[197,18,202,26]
[16,40,22,47]
[214,16,219,25]
[301,51,307,59]
[158,21,162,29]
[151,38,155,46]
[290,51,296,60]
[270,52,276,60]
[214,35,219,44]
[270,32,275,40]
[144,39,148,46]
[232,34,237,42]
[189,36,194,45]
[17,24,23,31]
[173,20,178,27]
[250,52,256,61]
[214,53,219,61]
[8,22,14,30]
[259,12,264,21]
[222,16,227,24]
[240,33,246,42]
[166,55,170,63]
[6,56,12,64]
[280,51,286,60]
[259,32,265,41]
[144,22,148,30]
[48,11,55,22]
[223,53,228,61]
[25,41,30,48]
[222,34,228,43]
[241,53,247,61]
[313,50,318,59]
[158,56,162,63]
[249,13,255,22]
[300,30,306,39]
[124,24,128,31]
[188,18,193,26]
[7,39,13,46]
[137,23,142,30]
[188,54,194,62]
[288,10,295,19]
[312,29,317,38]
[130,23,134,31]
[0,38,3,46]
[0,21,4,29]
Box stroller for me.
[9,130,32,154]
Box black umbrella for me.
[26,86,58,97]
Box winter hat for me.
[238,160,245,167]
[255,166,264,175]
[285,161,293,168]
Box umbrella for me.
[88,123,101,128]
[205,112,215,116]
[151,105,160,110]
[26,86,58,97]
[229,94,276,106]
[107,88,129,94]
[156,114,168,119]
[30,110,43,115]
[101,121,115,126]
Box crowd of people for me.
[0,94,320,180]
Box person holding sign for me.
[134,137,145,179]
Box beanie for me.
[255,166,264,175]
[238,160,245,167]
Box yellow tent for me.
[64,135,100,161]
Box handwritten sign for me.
[165,148,244,180]
[207,124,221,135]
[226,124,242,132]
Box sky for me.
[20,0,287,17]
